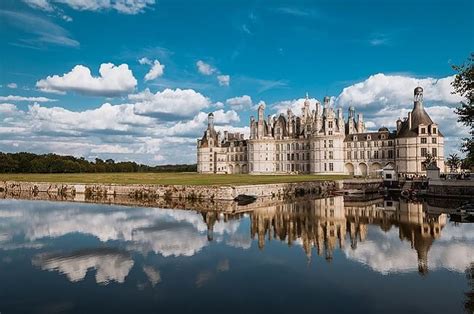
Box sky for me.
[0,0,473,165]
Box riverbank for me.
[0,179,342,201]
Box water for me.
[0,196,472,314]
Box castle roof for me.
[397,103,443,138]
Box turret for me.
[357,113,364,132]
[208,112,214,129]
[414,86,424,110]
[257,103,265,138]
[396,119,402,134]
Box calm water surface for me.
[0,196,472,314]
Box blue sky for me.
[0,0,473,164]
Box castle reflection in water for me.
[202,196,447,275]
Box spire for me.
[305,92,309,100]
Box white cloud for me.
[196,60,216,75]
[23,0,155,15]
[336,73,463,108]
[167,109,240,137]
[28,102,154,134]
[144,60,165,81]
[0,95,56,102]
[226,95,252,110]
[36,63,137,96]
[139,57,152,65]
[273,97,321,116]
[0,103,18,114]
[130,88,210,119]
[217,75,230,86]
[7,83,17,89]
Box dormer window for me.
[367,135,371,140]
[421,128,426,134]
[353,136,358,141]
[433,127,437,134]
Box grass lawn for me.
[0,172,348,186]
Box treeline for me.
[0,152,196,173]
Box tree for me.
[446,153,461,173]
[451,52,474,168]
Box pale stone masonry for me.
[197,87,444,176]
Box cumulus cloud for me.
[196,60,216,75]
[336,73,463,108]
[27,102,154,135]
[217,75,230,86]
[0,95,56,102]
[144,60,165,81]
[167,109,240,137]
[225,95,252,110]
[130,88,210,119]
[36,63,137,96]
[23,0,155,15]
[273,97,321,116]
[7,83,17,89]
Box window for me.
[421,147,427,157]
[324,140,327,148]
[329,163,334,171]
[388,141,393,146]
[433,127,437,134]
[353,136,358,141]
[374,151,379,159]
[382,151,385,158]
[397,149,400,158]
[324,163,327,171]
[329,151,334,159]
[360,151,365,159]
[432,138,437,144]
[347,151,351,159]
[328,121,333,128]
[324,151,327,159]
[388,150,394,158]
[328,131,333,135]
[432,148,437,157]
[421,137,427,144]
[329,140,333,148]
[421,128,426,134]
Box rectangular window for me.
[324,151,327,159]
[432,148,437,157]
[374,151,379,159]
[347,151,351,159]
[421,147,427,157]
[329,163,334,171]
[433,127,437,134]
[432,138,437,144]
[329,140,333,148]
[360,151,365,159]
[328,131,333,135]
[421,128,426,134]
[324,140,327,148]
[329,151,334,159]
[397,149,400,158]
[388,150,393,158]
[324,163,327,171]
[328,121,333,128]
[421,137,427,144]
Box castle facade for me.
[197,87,444,176]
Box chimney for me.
[408,112,412,129]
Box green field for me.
[0,172,349,186]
